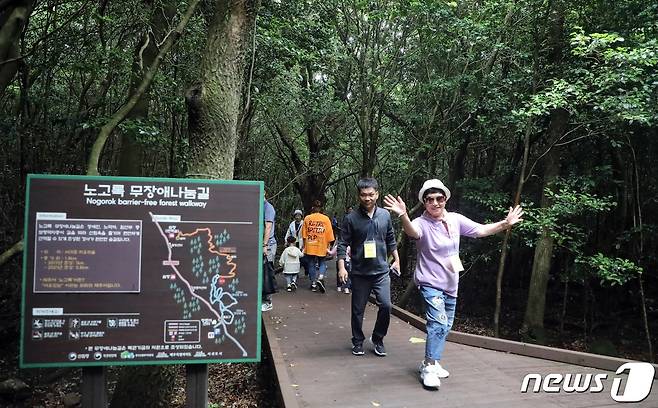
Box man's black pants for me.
[351,272,391,346]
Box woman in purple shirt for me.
[384,179,523,389]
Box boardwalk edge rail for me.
[388,301,658,379]
[262,315,301,408]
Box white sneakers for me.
[261,302,273,312]
[419,361,449,388]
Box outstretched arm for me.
[383,194,420,239]
[475,205,524,237]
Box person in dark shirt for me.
[337,177,399,357]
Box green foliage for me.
[118,119,164,146]
[459,178,511,213]
[514,79,588,118]
[569,28,658,125]
[517,175,616,250]
[576,253,643,286]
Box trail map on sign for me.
[151,214,248,356]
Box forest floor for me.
[0,339,278,408]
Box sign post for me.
[81,367,107,407]
[186,363,209,407]
[20,175,264,405]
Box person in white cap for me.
[383,179,523,389]
[285,209,307,276]
[285,209,305,251]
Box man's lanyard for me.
[364,208,379,259]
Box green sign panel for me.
[21,174,263,368]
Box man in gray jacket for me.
[338,177,400,356]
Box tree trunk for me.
[493,118,532,337]
[87,0,201,175]
[268,95,335,212]
[185,0,256,179]
[559,278,568,336]
[118,2,176,176]
[520,0,568,344]
[522,108,569,343]
[447,133,470,207]
[295,174,328,213]
[0,0,32,94]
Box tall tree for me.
[0,0,33,94]
[118,0,177,176]
[185,0,257,179]
[522,2,569,342]
[335,1,411,177]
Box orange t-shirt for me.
[302,212,335,256]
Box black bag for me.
[262,257,277,295]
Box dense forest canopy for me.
[1,0,657,398]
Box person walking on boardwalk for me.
[302,200,335,293]
[337,177,400,357]
[285,209,308,276]
[285,209,305,249]
[279,235,304,291]
[262,195,277,312]
[383,179,523,388]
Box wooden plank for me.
[262,316,302,408]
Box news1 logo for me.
[521,362,655,402]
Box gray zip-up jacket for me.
[337,205,397,275]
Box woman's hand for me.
[505,205,524,226]
[383,194,407,217]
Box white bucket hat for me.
[418,179,451,203]
[293,209,303,216]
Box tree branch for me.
[0,240,23,267]
[325,170,360,188]
[86,0,202,175]
[269,115,305,173]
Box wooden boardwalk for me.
[263,265,658,408]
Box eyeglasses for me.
[359,192,378,198]
[424,195,446,204]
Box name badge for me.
[364,240,377,259]
[447,254,464,273]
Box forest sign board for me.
[20,174,264,368]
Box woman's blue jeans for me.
[420,285,457,361]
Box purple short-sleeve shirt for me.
[411,211,483,297]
